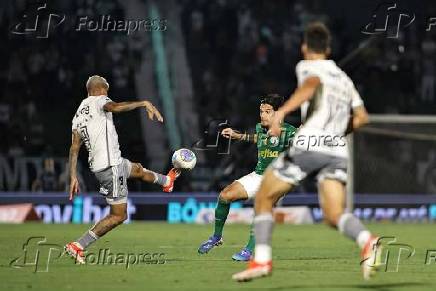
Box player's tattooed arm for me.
[269,77,321,136]
[240,133,257,143]
[69,130,82,200]
[104,101,164,122]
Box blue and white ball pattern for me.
[172,148,197,170]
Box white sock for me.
[357,230,371,249]
[337,213,353,233]
[144,169,169,186]
[254,244,272,263]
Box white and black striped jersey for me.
[72,95,122,172]
[293,59,364,158]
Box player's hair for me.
[304,22,331,54]
[260,93,284,111]
[86,75,109,93]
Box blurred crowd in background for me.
[0,0,435,192]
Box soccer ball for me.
[172,148,197,170]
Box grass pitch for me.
[1,222,436,291]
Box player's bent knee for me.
[112,213,127,225]
[131,163,144,177]
[219,190,235,203]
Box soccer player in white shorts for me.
[65,75,180,264]
[233,22,383,282]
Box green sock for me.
[213,200,230,237]
[245,223,255,252]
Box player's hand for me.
[268,110,284,137]
[143,101,164,122]
[69,176,80,201]
[221,128,240,139]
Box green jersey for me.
[254,122,296,175]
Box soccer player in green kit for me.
[198,94,296,261]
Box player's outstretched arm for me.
[221,128,257,143]
[68,130,82,200]
[221,128,242,140]
[104,100,164,122]
[269,77,321,136]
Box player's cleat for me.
[232,248,252,261]
[163,168,181,193]
[64,242,85,264]
[197,235,223,254]
[232,260,272,282]
[360,236,382,280]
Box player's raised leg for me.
[65,160,180,264]
[198,181,248,254]
[232,168,293,281]
[65,202,127,264]
[319,178,382,280]
[129,162,180,193]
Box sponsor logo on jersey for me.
[258,149,279,159]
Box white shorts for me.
[235,171,263,199]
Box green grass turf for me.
[1,222,436,291]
